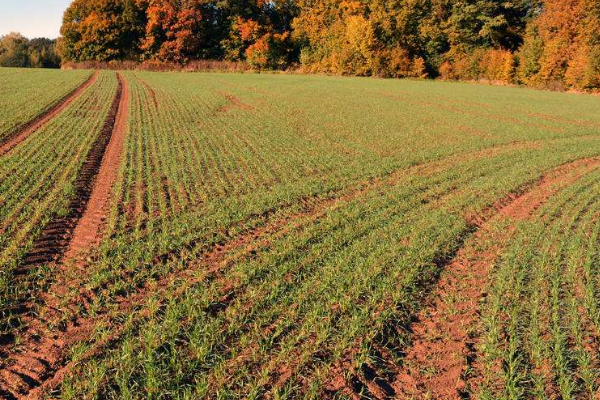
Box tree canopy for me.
[0,33,61,68]
[55,0,600,89]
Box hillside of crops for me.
[1,69,600,400]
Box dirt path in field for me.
[0,73,128,400]
[217,91,254,112]
[66,74,130,260]
[134,73,158,110]
[0,71,99,157]
[9,174,374,400]
[387,157,600,400]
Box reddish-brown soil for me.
[135,73,158,109]
[0,143,525,399]
[0,71,99,157]
[0,74,127,400]
[21,178,370,399]
[395,158,600,399]
[65,73,130,261]
[326,156,600,400]
[217,92,254,112]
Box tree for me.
[222,0,298,69]
[28,38,61,68]
[52,0,600,89]
[138,0,205,62]
[517,23,544,84]
[292,0,424,76]
[59,0,146,62]
[0,33,61,68]
[565,0,600,89]
[0,33,30,67]
[517,0,600,89]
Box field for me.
[1,69,600,400]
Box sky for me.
[0,0,72,39]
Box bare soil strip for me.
[31,203,330,399]
[390,157,600,400]
[323,157,600,400]
[0,74,126,400]
[20,183,360,400]
[0,142,532,398]
[0,72,99,157]
[66,74,130,261]
[135,73,158,110]
[217,91,254,112]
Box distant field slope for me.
[1,70,600,400]
[0,68,91,141]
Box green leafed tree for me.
[0,33,31,67]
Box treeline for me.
[56,0,600,89]
[0,33,61,68]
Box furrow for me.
[325,156,600,400]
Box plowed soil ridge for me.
[0,71,99,157]
[66,73,130,260]
[327,156,600,400]
[0,74,125,400]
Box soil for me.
[217,92,254,112]
[2,124,597,399]
[135,73,158,110]
[0,142,507,399]
[326,156,600,400]
[65,73,130,260]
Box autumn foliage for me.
[139,0,205,62]
[58,0,600,90]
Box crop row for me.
[478,165,600,400]
[3,71,600,398]
[0,68,91,141]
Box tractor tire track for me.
[0,71,99,157]
[66,73,130,261]
[0,140,576,398]
[391,157,600,400]
[322,156,600,400]
[0,73,127,400]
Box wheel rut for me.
[66,73,130,260]
[0,71,99,157]
[326,156,600,400]
[395,158,600,399]
[0,73,128,400]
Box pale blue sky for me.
[0,0,73,39]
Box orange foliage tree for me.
[137,0,204,63]
[222,0,297,70]
[60,0,146,62]
[519,0,600,89]
[57,0,600,89]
